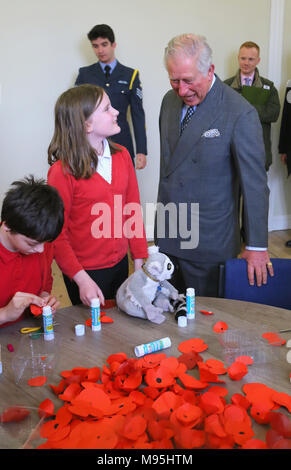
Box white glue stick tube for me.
[186,288,195,319]
[134,337,171,357]
[42,305,54,341]
[91,298,101,331]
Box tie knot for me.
[104,65,111,79]
[244,77,251,86]
[180,106,195,134]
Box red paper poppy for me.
[152,391,182,418]
[272,392,291,413]
[30,304,43,316]
[269,411,291,438]
[1,406,30,423]
[204,413,227,438]
[55,405,73,427]
[178,372,208,390]
[231,393,250,410]
[178,351,202,370]
[174,427,205,449]
[103,299,116,309]
[241,439,268,449]
[198,362,223,384]
[58,382,82,402]
[227,361,248,381]
[101,316,114,323]
[145,366,176,388]
[262,332,286,346]
[235,355,253,365]
[200,310,215,315]
[49,379,66,396]
[28,375,47,387]
[175,402,204,426]
[38,398,55,418]
[250,403,271,424]
[213,321,228,333]
[178,338,208,354]
[199,391,225,415]
[121,415,147,441]
[205,358,227,375]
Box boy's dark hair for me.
[87,24,115,43]
[1,175,64,242]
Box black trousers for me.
[167,254,220,298]
[63,255,129,305]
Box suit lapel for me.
[164,77,223,176]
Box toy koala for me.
[116,245,179,324]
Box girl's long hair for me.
[48,84,118,179]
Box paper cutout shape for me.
[1,406,30,423]
[213,321,228,333]
[28,375,47,387]
[30,304,43,316]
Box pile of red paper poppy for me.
[2,335,288,450]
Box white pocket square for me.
[202,129,221,138]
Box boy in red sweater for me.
[0,176,64,327]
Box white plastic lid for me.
[75,324,85,336]
[91,298,100,307]
[186,288,195,295]
[178,316,187,327]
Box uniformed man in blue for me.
[75,24,147,169]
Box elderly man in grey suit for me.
[155,34,273,297]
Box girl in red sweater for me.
[47,84,148,306]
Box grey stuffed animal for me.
[116,245,179,324]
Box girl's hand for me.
[73,270,105,306]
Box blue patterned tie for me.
[244,77,251,86]
[180,106,195,135]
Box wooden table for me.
[0,297,291,449]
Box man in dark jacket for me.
[75,24,147,169]
[224,41,280,170]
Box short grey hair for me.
[164,34,213,75]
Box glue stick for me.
[186,288,195,319]
[91,298,101,331]
[134,337,171,357]
[42,305,54,341]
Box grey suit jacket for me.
[156,75,269,264]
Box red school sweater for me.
[47,146,148,279]
[0,242,54,327]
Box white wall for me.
[0,0,289,238]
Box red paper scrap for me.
[1,406,30,423]
[200,310,215,315]
[28,376,47,387]
[262,332,286,346]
